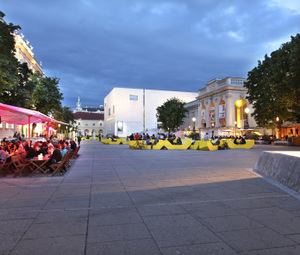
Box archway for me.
[235,99,248,128]
[200,105,206,128]
[219,100,226,127]
[209,102,215,127]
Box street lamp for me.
[192,117,196,132]
[244,108,249,129]
[276,117,281,139]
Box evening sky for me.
[1,0,300,108]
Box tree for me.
[29,72,64,115]
[0,12,20,95]
[0,62,34,107]
[245,33,300,136]
[52,105,75,136]
[156,97,188,134]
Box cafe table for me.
[30,155,50,177]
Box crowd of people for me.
[128,132,183,146]
[0,138,78,172]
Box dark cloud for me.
[2,0,300,108]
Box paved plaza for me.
[0,142,300,255]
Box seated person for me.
[65,141,72,152]
[45,144,62,171]
[25,146,36,159]
[239,136,246,144]
[211,138,221,145]
[0,146,11,163]
[233,136,240,145]
[70,140,77,151]
[59,142,68,156]
[146,138,152,145]
[40,142,49,155]
[176,137,182,145]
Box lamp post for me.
[192,117,196,132]
[276,117,282,139]
[244,108,249,129]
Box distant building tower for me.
[74,96,83,112]
[73,96,104,113]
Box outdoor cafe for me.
[0,103,79,177]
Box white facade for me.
[74,112,104,137]
[104,88,198,137]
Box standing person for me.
[204,133,209,141]
[77,135,81,145]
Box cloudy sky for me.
[2,0,300,108]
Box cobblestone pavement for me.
[0,141,300,255]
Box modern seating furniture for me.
[226,139,255,149]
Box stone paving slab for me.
[0,141,299,254]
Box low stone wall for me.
[254,151,300,193]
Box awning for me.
[0,103,68,125]
[253,131,263,136]
[0,103,69,143]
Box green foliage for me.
[188,132,199,140]
[0,12,20,94]
[0,62,34,107]
[156,97,188,133]
[245,33,300,126]
[29,72,64,115]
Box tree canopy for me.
[0,11,20,95]
[156,97,188,133]
[245,33,300,127]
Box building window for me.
[130,95,138,100]
[113,105,115,114]
[93,123,95,126]
[78,122,81,126]
[100,123,102,126]
[108,108,111,116]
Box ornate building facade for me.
[14,33,43,74]
[183,77,256,138]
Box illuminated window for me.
[130,95,138,100]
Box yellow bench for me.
[226,139,254,149]
[120,138,130,145]
[108,139,122,145]
[198,140,219,151]
[101,138,111,144]
[164,139,192,150]
[189,140,199,150]
[129,140,165,150]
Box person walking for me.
[77,135,82,145]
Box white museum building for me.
[104,88,198,137]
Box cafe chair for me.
[11,155,31,177]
